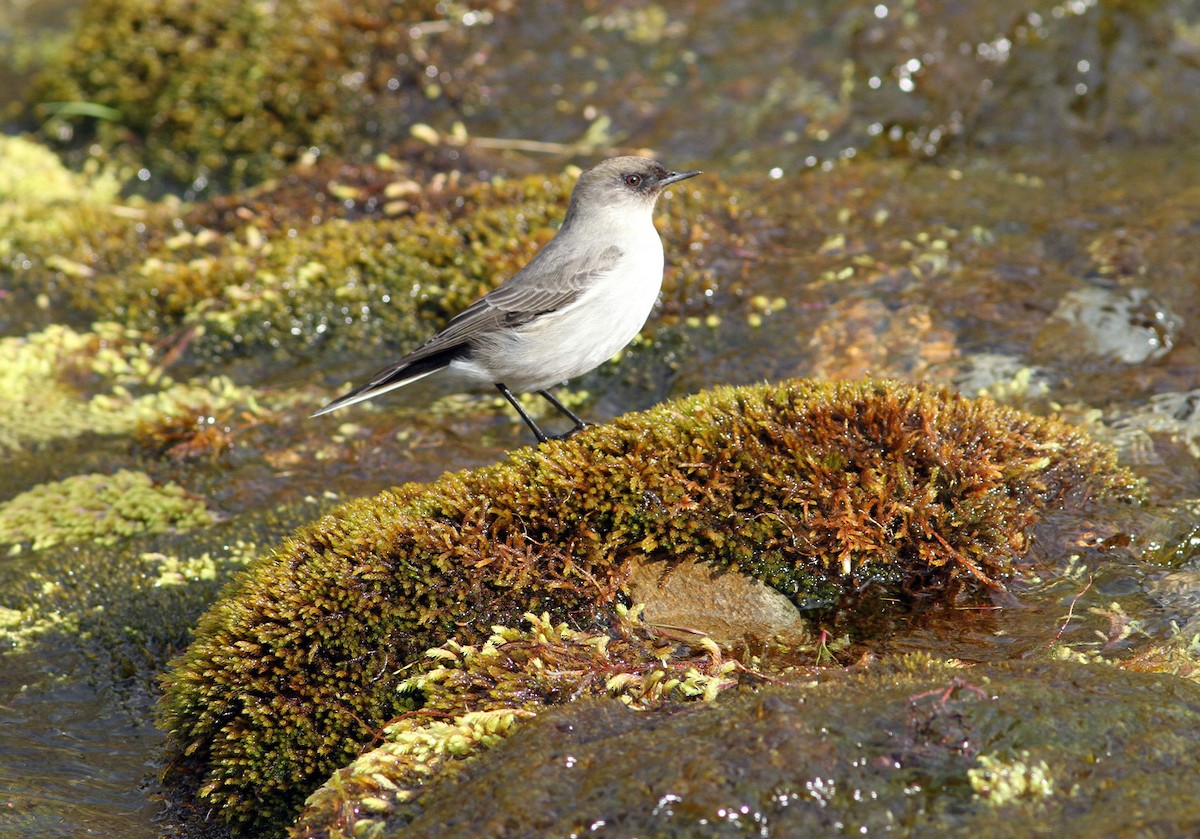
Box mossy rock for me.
[5,153,739,372]
[27,0,497,188]
[158,378,1141,835]
[295,606,740,838]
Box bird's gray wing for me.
[399,242,622,364]
[312,243,622,415]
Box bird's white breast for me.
[470,213,665,392]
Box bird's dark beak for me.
[660,169,703,187]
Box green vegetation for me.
[28,0,484,187]
[3,152,740,370]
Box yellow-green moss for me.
[170,176,577,362]
[293,605,739,838]
[0,135,122,208]
[0,135,133,273]
[7,163,742,372]
[0,321,260,454]
[0,469,212,553]
[158,378,1141,834]
[0,541,262,652]
[968,752,1056,805]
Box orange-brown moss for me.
[158,378,1141,834]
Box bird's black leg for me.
[495,383,549,444]
[537,390,591,438]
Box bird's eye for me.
[624,174,642,187]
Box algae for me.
[157,378,1140,834]
[0,134,122,209]
[0,502,324,678]
[0,321,260,455]
[0,135,134,297]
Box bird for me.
[312,156,702,443]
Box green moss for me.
[158,378,1141,834]
[294,605,739,838]
[0,135,122,208]
[171,175,576,362]
[968,752,1055,805]
[26,0,493,188]
[0,492,329,680]
[0,135,135,279]
[0,539,262,653]
[0,469,212,553]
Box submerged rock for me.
[312,656,1200,839]
[157,378,1141,835]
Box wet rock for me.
[628,557,812,644]
[157,378,1140,835]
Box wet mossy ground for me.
[0,468,211,552]
[2,320,271,441]
[4,2,1200,837]
[158,378,1140,835]
[2,147,742,375]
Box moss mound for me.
[158,379,1140,834]
[4,152,739,371]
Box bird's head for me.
[565,156,702,222]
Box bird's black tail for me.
[311,347,464,417]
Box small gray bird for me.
[312,156,702,442]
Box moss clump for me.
[4,158,564,349]
[0,135,135,283]
[27,0,494,188]
[0,134,122,209]
[293,606,739,838]
[158,378,1140,834]
[169,176,576,363]
[0,469,212,553]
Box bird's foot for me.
[548,422,591,441]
